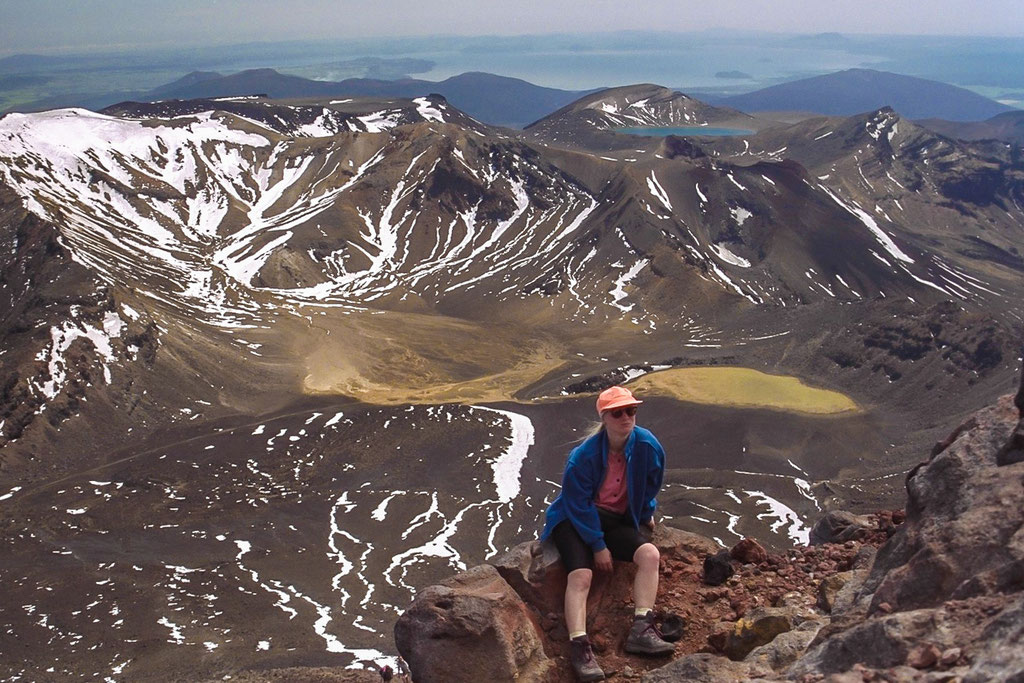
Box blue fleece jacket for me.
[540,425,665,552]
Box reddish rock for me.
[393,564,552,683]
[730,538,768,565]
[906,643,941,669]
[707,622,733,652]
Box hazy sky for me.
[3,0,1024,53]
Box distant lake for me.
[616,126,753,137]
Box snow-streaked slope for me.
[0,107,605,327]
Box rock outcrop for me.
[393,368,1024,681]
[808,510,875,545]
[790,370,1024,681]
[392,564,552,682]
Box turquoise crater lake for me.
[616,126,753,137]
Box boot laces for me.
[573,638,596,663]
[639,614,664,639]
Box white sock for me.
[635,607,652,617]
[569,631,587,640]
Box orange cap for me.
[596,385,643,415]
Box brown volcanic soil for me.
[539,514,900,681]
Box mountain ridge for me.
[140,68,594,129]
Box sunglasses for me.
[606,406,638,419]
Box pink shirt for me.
[595,448,628,514]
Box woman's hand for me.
[594,548,613,572]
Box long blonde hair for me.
[579,420,605,443]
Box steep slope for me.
[713,68,1015,121]
[1,96,1019,452]
[695,107,1024,324]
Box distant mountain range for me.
[138,69,592,129]
[9,69,590,129]
[147,68,1016,133]
[705,68,1016,122]
[8,65,1019,132]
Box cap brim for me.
[601,398,643,412]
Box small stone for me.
[703,549,735,586]
[774,591,805,608]
[622,666,636,678]
[730,537,769,564]
[877,602,893,613]
[708,622,732,652]
[907,643,941,669]
[940,647,962,667]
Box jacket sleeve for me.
[640,439,666,523]
[561,451,606,553]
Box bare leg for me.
[632,543,660,612]
[565,568,593,634]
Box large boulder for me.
[640,652,770,682]
[431,524,722,681]
[651,523,721,558]
[393,564,552,683]
[491,539,566,618]
[711,605,813,661]
[493,524,720,622]
[744,618,823,672]
[789,377,1024,680]
[808,510,874,545]
[865,394,1024,613]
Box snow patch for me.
[412,97,445,123]
[710,243,751,268]
[472,406,535,503]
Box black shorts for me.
[551,507,652,573]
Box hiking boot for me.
[569,635,605,682]
[624,610,675,655]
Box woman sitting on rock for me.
[541,385,674,681]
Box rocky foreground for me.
[391,369,1024,682]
